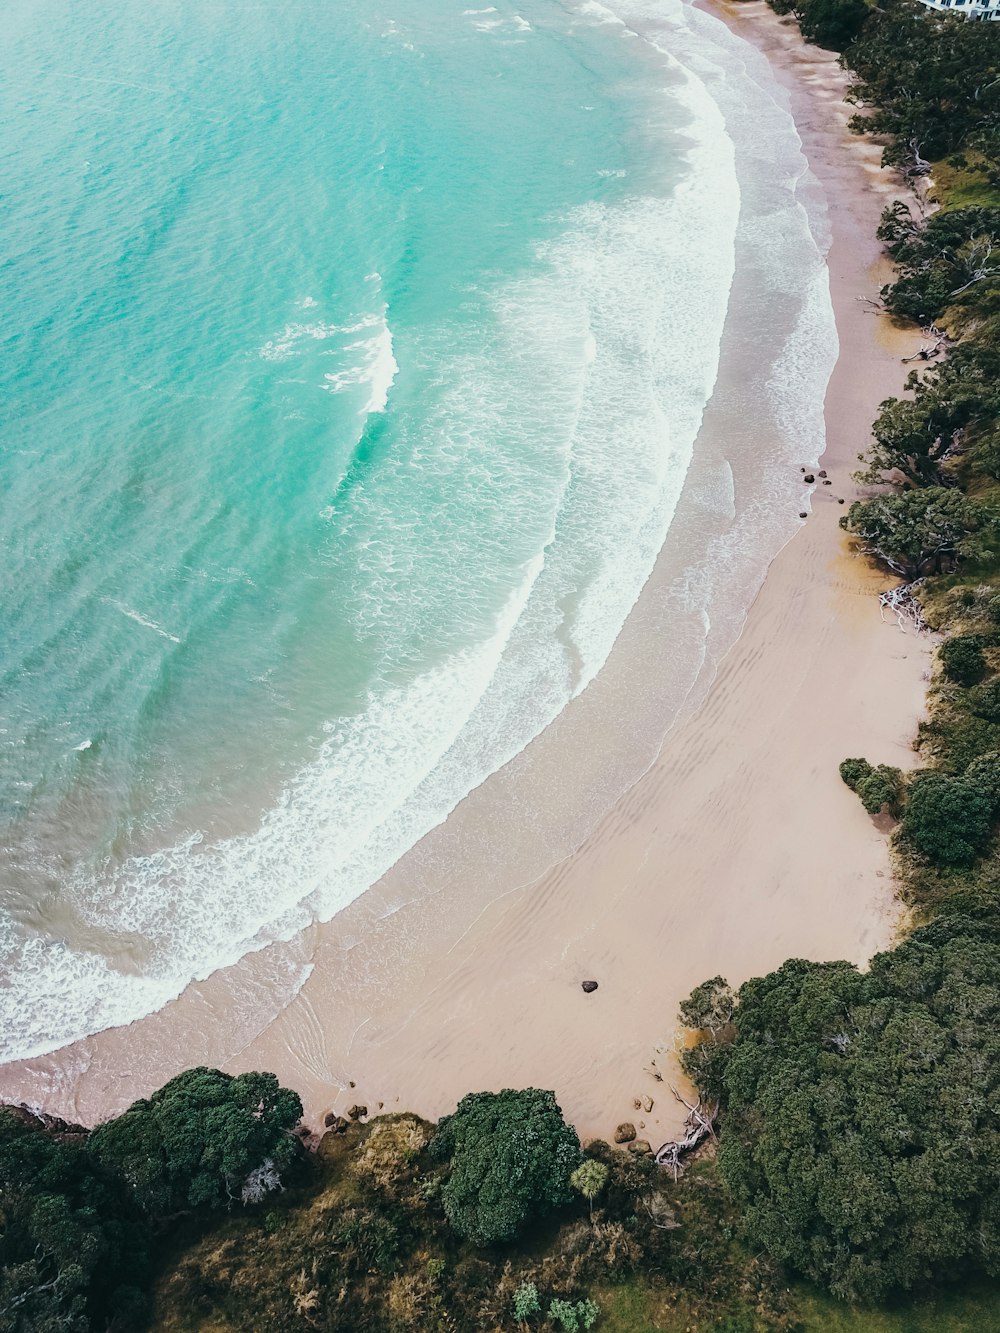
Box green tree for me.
[901,770,995,866]
[713,914,1000,1302]
[88,1067,303,1216]
[570,1159,609,1219]
[939,634,987,686]
[840,488,997,580]
[0,1111,149,1332]
[845,4,1000,170]
[429,1089,581,1246]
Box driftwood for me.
[654,1087,719,1179]
[879,580,929,632]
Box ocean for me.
[0,0,835,1062]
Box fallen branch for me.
[879,580,928,633]
[654,1088,719,1180]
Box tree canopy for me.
[844,2,1000,170]
[430,1089,582,1246]
[840,487,997,580]
[87,1067,303,1215]
[0,1111,149,1333]
[688,913,1000,1303]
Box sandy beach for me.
[1,1,934,1148]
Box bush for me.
[430,1089,582,1246]
[967,678,1000,722]
[902,771,994,867]
[88,1067,303,1215]
[548,1297,601,1331]
[940,635,987,686]
[839,757,872,791]
[839,759,903,815]
[513,1280,541,1321]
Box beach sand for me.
[0,1,934,1148]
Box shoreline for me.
[0,1,932,1144]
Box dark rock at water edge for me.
[582,980,599,994]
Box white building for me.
[919,0,1000,19]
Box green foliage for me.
[854,341,1000,489]
[513,1280,541,1321]
[430,1089,582,1246]
[840,488,998,580]
[859,764,903,815]
[939,634,987,685]
[88,1066,303,1216]
[717,914,1000,1303]
[548,1296,601,1331]
[677,975,735,1034]
[966,677,1000,722]
[0,1111,149,1333]
[964,750,1000,804]
[877,203,1000,326]
[766,0,869,50]
[570,1159,609,1211]
[845,4,1000,170]
[902,770,995,866]
[839,757,872,790]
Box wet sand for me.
[1,1,932,1147]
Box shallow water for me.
[0,0,832,1061]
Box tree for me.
[711,914,1000,1302]
[88,1067,303,1215]
[901,770,995,866]
[840,488,997,580]
[429,1089,581,1246]
[839,758,904,816]
[844,4,1000,171]
[570,1159,609,1219]
[939,634,987,686]
[0,1111,149,1332]
[767,0,868,49]
[876,204,1000,326]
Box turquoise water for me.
[0,0,746,1057]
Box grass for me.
[930,157,1000,212]
[591,1277,1000,1332]
[797,1280,1000,1332]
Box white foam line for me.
[104,598,181,644]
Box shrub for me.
[856,763,904,816]
[965,751,1000,805]
[940,634,987,686]
[839,759,903,815]
[430,1089,582,1246]
[678,975,735,1035]
[548,1296,601,1331]
[513,1280,541,1321]
[967,678,1000,722]
[839,757,871,790]
[902,771,994,867]
[88,1067,303,1215]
